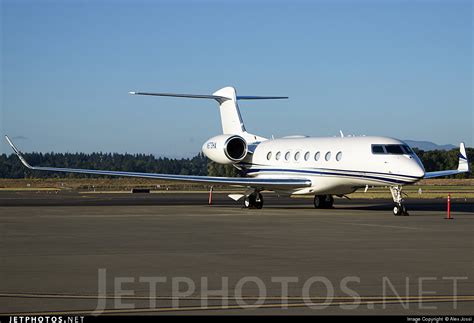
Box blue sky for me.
[1,0,472,157]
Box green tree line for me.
[413,147,473,178]
[0,152,211,178]
[0,148,472,179]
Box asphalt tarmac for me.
[0,191,473,315]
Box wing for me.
[424,142,470,179]
[4,136,311,190]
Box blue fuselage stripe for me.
[239,162,421,179]
[244,168,419,185]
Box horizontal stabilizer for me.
[129,86,286,137]
[129,91,288,102]
[129,92,226,101]
[236,96,288,100]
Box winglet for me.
[4,135,33,169]
[458,142,470,173]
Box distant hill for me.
[403,140,456,151]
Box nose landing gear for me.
[390,186,409,216]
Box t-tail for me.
[129,86,288,143]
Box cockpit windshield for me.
[372,144,414,155]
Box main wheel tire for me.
[324,195,334,208]
[244,197,250,208]
[244,193,262,209]
[244,195,255,208]
[314,195,326,208]
[254,193,264,209]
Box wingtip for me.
[457,141,469,173]
[128,91,136,95]
[460,142,467,155]
[4,135,15,149]
[3,135,33,169]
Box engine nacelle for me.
[202,135,248,164]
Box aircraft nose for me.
[412,159,425,178]
[403,156,425,179]
[415,165,425,178]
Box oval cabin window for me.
[276,151,281,160]
[325,151,331,161]
[267,152,272,160]
[315,151,320,161]
[294,151,300,161]
[336,151,342,161]
[285,151,290,161]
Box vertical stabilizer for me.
[212,87,246,135]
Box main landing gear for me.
[313,195,334,209]
[243,191,264,209]
[390,186,409,216]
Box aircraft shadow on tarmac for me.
[0,192,472,213]
[237,198,474,214]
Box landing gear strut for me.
[390,186,409,216]
[313,195,334,209]
[243,191,264,209]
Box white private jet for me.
[5,86,470,215]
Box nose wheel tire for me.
[244,192,264,209]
